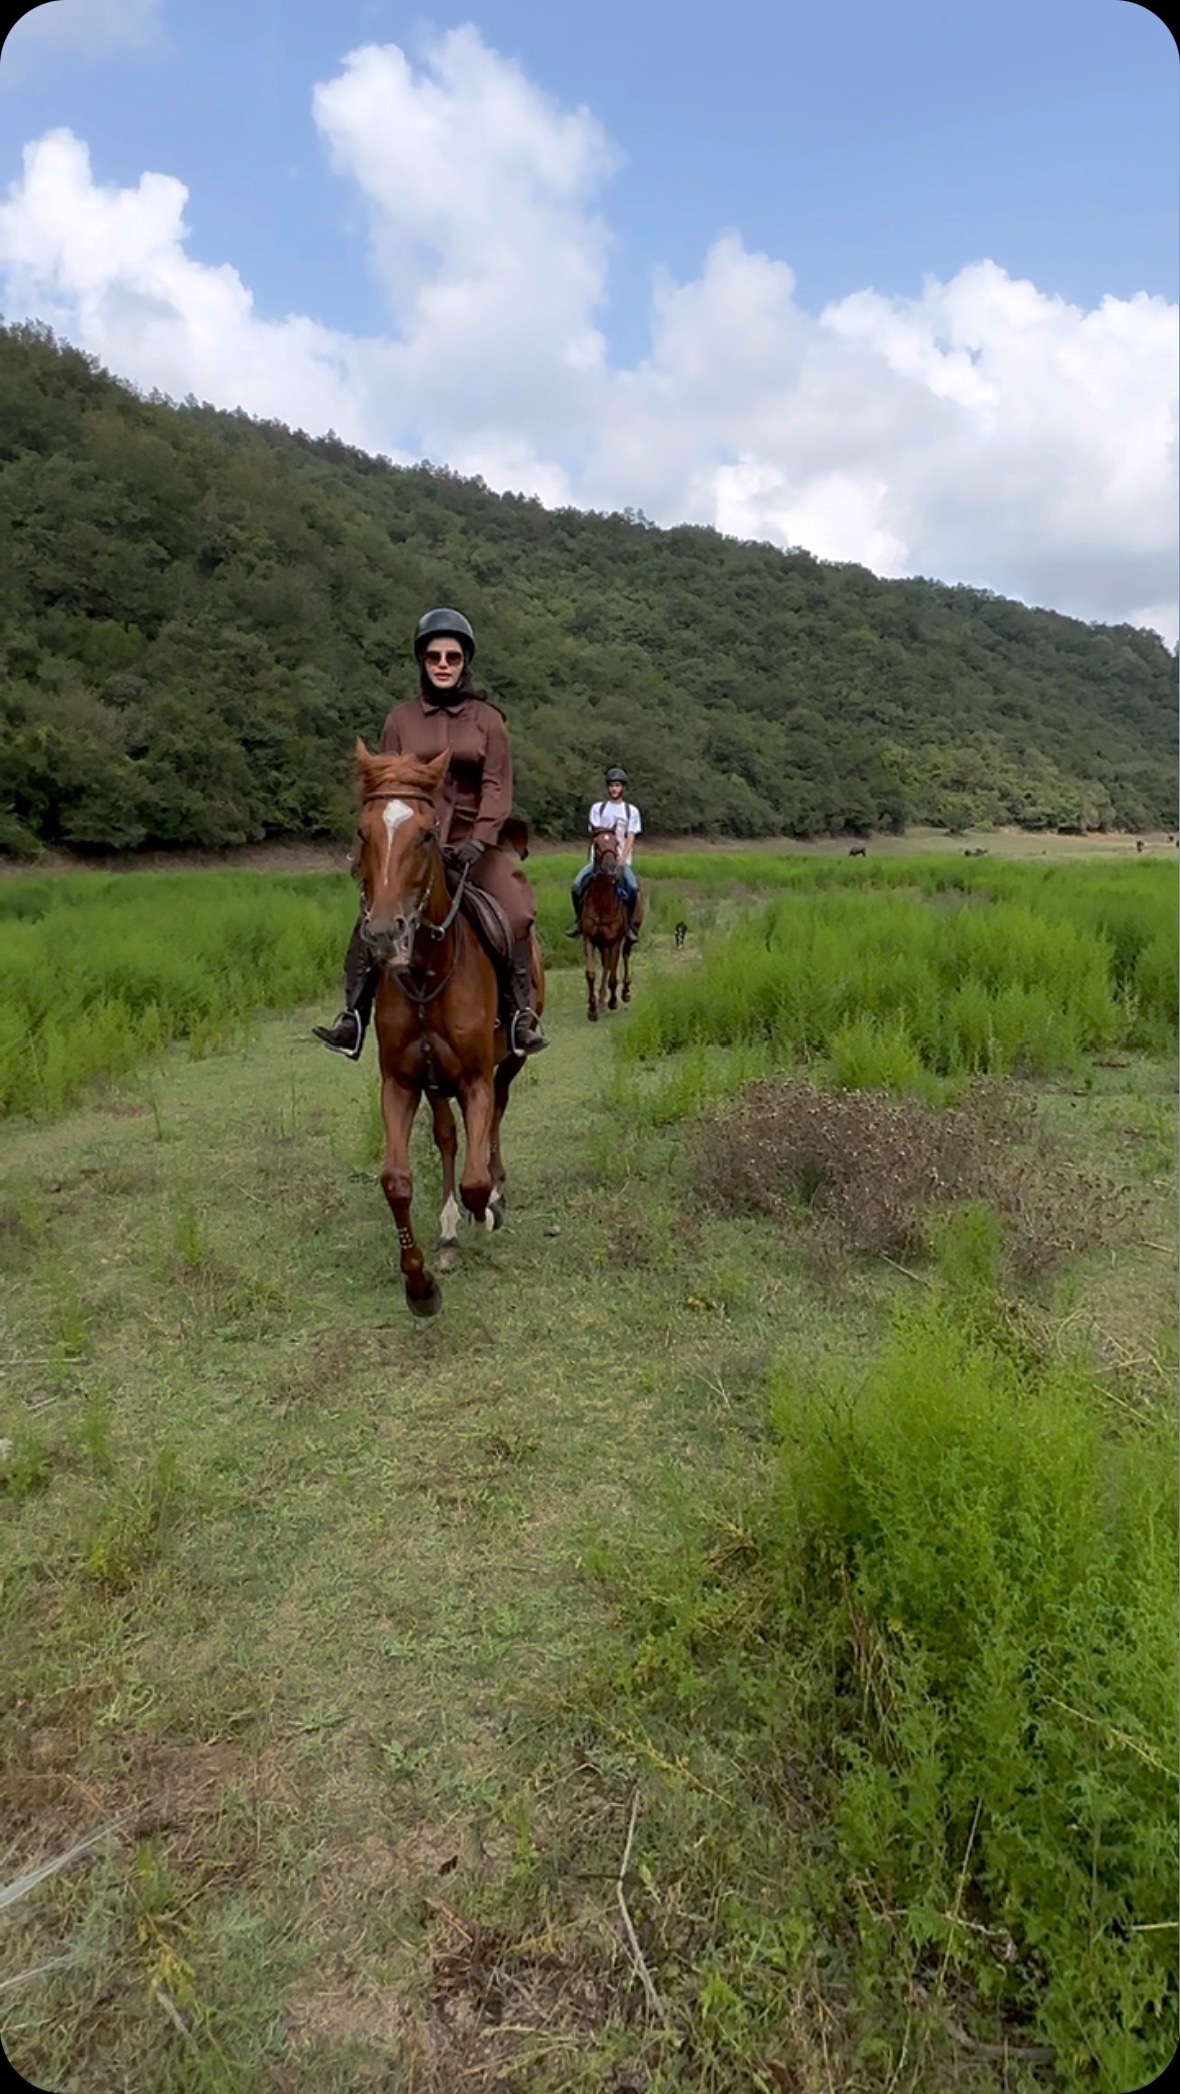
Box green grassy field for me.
[1,857,1176,2092]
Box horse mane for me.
[355,749,447,803]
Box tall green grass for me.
[620,863,1177,1094]
[2,855,1173,1119]
[0,855,721,1121]
[589,1223,1178,2086]
[0,873,355,1118]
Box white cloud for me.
[713,462,908,575]
[0,129,396,451]
[0,24,1175,644]
[311,28,619,463]
[2,1,162,66]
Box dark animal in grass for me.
[848,845,867,858]
[578,830,643,1021]
[351,742,544,1317]
[1136,838,1146,852]
[674,921,688,949]
[964,847,989,857]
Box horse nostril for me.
[366,919,410,960]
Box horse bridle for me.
[358,788,471,996]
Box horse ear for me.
[426,750,450,793]
[354,738,378,798]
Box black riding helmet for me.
[414,608,476,662]
[605,766,628,785]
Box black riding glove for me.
[449,839,485,868]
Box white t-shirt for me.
[587,798,641,859]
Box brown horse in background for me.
[352,741,544,1316]
[579,830,641,1021]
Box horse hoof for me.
[437,1241,461,1273]
[487,1198,505,1232]
[587,1008,598,1023]
[622,985,632,1003]
[407,1278,443,1318]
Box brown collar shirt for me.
[378,692,514,849]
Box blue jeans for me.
[573,863,638,907]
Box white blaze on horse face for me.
[382,799,415,838]
[377,797,416,888]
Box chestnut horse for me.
[579,830,641,1021]
[352,741,544,1317]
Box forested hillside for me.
[1,320,1175,855]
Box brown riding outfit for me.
[379,690,535,939]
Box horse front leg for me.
[429,1091,462,1273]
[487,1058,517,1232]
[606,937,620,1011]
[621,936,632,1003]
[379,1076,441,1318]
[584,937,598,1022]
[458,1073,496,1229]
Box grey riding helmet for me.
[605,767,628,785]
[414,608,476,661]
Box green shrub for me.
[773,1288,1177,2085]
[0,871,354,1118]
[586,1260,1178,2086]
[618,864,1174,1108]
[85,1446,184,1592]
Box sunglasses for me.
[424,648,465,666]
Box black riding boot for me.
[566,882,583,937]
[508,938,548,1056]
[313,921,378,1060]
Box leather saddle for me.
[457,881,513,967]
[443,813,529,969]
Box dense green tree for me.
[0,320,1176,856]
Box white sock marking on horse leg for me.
[440,1194,461,1242]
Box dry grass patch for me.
[692,1078,1140,1278]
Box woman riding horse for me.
[345,742,543,1316]
[315,609,547,1060]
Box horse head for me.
[590,828,619,874]
[353,740,450,969]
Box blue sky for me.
[1,0,1177,637]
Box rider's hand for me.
[449,838,485,868]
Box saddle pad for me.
[459,882,513,965]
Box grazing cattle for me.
[848,845,867,858]
[674,921,688,949]
[964,847,989,858]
